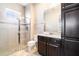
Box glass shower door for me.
[0,22,19,55]
[0,23,9,55]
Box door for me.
[7,24,19,53]
[0,23,18,55]
[64,6,79,38]
[0,23,9,55]
[64,38,79,56]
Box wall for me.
[25,4,36,40]
[30,4,36,40]
[0,3,24,20]
[25,3,61,40]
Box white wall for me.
[25,4,31,18]
[25,3,61,40]
[0,3,24,20]
[25,4,36,40]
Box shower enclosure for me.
[0,9,30,55]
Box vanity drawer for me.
[38,36,47,42]
[47,38,61,44]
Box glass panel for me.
[0,23,19,55]
[0,23,9,55]
[7,24,19,54]
[20,25,29,49]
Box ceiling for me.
[19,3,60,7]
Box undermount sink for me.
[38,32,61,39]
[43,32,53,35]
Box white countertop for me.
[38,33,61,39]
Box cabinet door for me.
[47,43,59,56]
[64,39,79,56]
[63,6,79,38]
[38,41,47,56]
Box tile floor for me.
[10,47,41,56]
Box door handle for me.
[18,32,20,44]
[64,39,79,42]
[47,43,59,48]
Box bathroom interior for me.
[0,3,79,56]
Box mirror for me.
[44,4,61,35]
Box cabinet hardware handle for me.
[47,43,59,47]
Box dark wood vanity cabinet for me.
[38,36,61,56]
